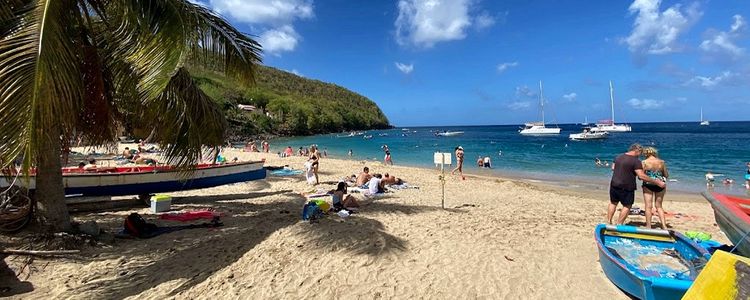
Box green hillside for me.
[191,66,391,138]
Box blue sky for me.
[198,0,750,126]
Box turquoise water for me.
[271,122,750,195]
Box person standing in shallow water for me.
[451,146,465,180]
[607,144,665,225]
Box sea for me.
[271,122,750,196]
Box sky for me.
[196,0,750,126]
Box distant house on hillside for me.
[237,104,256,111]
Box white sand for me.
[1,148,727,299]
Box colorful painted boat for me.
[682,250,750,299]
[0,161,266,197]
[595,224,711,300]
[702,192,750,256]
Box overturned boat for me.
[702,192,750,256]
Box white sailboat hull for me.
[590,124,632,132]
[519,126,561,135]
[569,132,608,140]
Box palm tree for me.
[0,0,261,231]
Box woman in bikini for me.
[641,147,669,229]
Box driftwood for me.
[1,249,80,256]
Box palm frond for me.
[0,0,84,170]
[144,67,226,170]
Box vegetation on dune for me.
[191,66,391,138]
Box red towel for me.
[159,210,224,222]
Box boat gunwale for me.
[2,160,266,179]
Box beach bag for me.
[313,199,330,212]
[301,201,323,221]
[124,213,158,238]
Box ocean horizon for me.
[271,121,750,196]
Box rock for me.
[78,221,101,237]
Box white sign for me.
[433,152,452,165]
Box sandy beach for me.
[1,147,728,299]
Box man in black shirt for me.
[608,144,665,224]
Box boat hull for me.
[702,192,750,256]
[595,224,710,300]
[519,126,561,135]
[1,161,266,197]
[436,131,464,136]
[569,132,608,140]
[590,124,632,132]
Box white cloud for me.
[700,14,745,59]
[562,92,577,102]
[685,71,738,89]
[209,0,313,25]
[507,101,531,110]
[624,0,702,55]
[731,14,746,33]
[394,62,414,74]
[208,0,313,55]
[515,85,537,98]
[395,0,496,48]
[628,98,664,110]
[258,25,300,54]
[497,62,518,73]
[475,11,496,30]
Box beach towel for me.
[386,183,419,190]
[270,169,303,176]
[159,210,224,222]
[122,213,223,238]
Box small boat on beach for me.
[519,81,561,135]
[702,192,750,256]
[595,224,710,300]
[569,127,608,140]
[0,161,266,198]
[435,131,464,137]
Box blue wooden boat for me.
[594,224,711,300]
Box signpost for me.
[433,152,452,209]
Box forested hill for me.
[191,66,391,138]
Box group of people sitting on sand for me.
[120,147,159,165]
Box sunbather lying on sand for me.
[383,173,404,185]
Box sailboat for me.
[519,81,561,135]
[590,81,632,133]
[700,107,710,126]
[581,117,590,126]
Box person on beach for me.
[477,156,483,168]
[607,143,665,225]
[367,174,385,195]
[745,162,750,189]
[383,173,404,185]
[309,149,320,185]
[483,156,492,168]
[356,167,372,187]
[262,140,269,153]
[641,147,669,229]
[331,182,359,210]
[451,146,465,179]
[284,146,293,157]
[348,149,353,157]
[298,147,304,156]
[84,158,97,171]
[122,147,134,160]
[323,148,328,157]
[384,150,393,165]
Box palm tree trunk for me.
[35,121,72,232]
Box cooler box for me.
[150,194,172,213]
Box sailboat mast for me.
[539,80,545,125]
[700,107,703,121]
[609,80,615,123]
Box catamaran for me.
[700,107,710,126]
[590,81,631,133]
[519,81,561,135]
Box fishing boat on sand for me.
[0,161,266,199]
[595,224,710,300]
[702,192,750,256]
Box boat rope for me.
[729,229,750,254]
